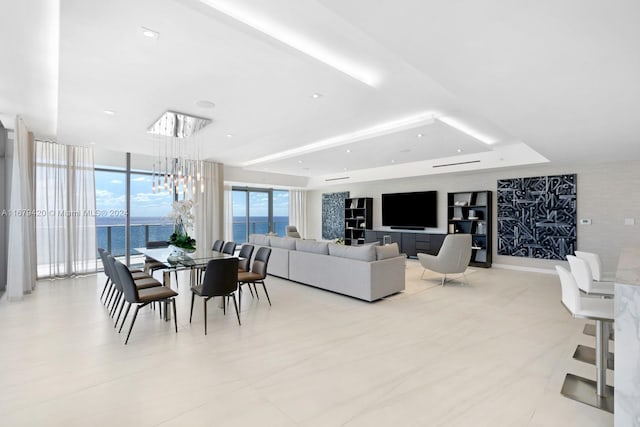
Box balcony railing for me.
[98,220,289,254]
[97,223,174,257]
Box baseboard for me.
[492,263,558,275]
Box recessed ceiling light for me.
[343,167,348,171]
[226,134,233,138]
[391,159,395,163]
[298,160,303,164]
[195,100,216,109]
[140,27,159,39]
[346,149,351,153]
[103,110,115,116]
[89,141,96,145]
[417,133,423,138]
[312,93,322,99]
[457,148,462,153]
[197,0,381,87]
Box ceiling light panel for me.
[242,111,437,166]
[437,116,498,145]
[254,120,491,176]
[197,0,381,87]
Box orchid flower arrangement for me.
[168,199,196,250]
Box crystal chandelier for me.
[147,111,212,197]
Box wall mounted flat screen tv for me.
[382,191,437,229]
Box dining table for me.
[135,246,237,320]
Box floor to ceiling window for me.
[232,188,289,243]
[95,160,176,265]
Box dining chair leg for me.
[222,296,227,316]
[100,278,110,301]
[253,283,259,299]
[102,282,113,304]
[231,294,241,326]
[171,298,178,333]
[124,305,140,345]
[118,302,132,333]
[261,281,272,306]
[238,286,242,313]
[114,298,126,328]
[110,293,122,317]
[106,287,116,310]
[204,298,208,335]
[190,292,195,323]
[173,270,179,288]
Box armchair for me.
[417,234,472,286]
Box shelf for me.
[448,191,492,268]
[344,198,372,246]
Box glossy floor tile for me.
[0,261,613,426]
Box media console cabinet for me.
[365,230,446,258]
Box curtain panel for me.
[223,184,233,241]
[289,189,307,238]
[5,116,37,301]
[193,161,224,254]
[35,141,97,278]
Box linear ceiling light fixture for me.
[437,116,498,145]
[197,0,381,87]
[242,112,436,167]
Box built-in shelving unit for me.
[447,191,492,267]
[344,197,372,246]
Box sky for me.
[95,169,289,221]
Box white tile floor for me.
[0,261,613,426]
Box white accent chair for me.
[556,265,614,411]
[567,255,614,297]
[574,250,615,282]
[417,234,472,286]
[285,225,302,239]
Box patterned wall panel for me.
[497,174,576,259]
[322,191,349,240]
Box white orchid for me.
[168,199,195,232]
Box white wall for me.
[306,160,640,274]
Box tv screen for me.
[382,191,437,229]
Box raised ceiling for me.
[2,0,639,186]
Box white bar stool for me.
[556,265,614,413]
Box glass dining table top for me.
[135,247,235,269]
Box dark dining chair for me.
[104,253,162,327]
[237,244,254,273]
[222,241,237,256]
[238,246,272,312]
[212,240,225,252]
[190,257,240,334]
[113,259,178,345]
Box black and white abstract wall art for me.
[322,191,349,240]
[497,174,577,260]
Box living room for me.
[1,1,640,426]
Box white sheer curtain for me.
[35,141,97,278]
[223,184,234,241]
[289,189,307,238]
[6,116,37,301]
[193,161,224,253]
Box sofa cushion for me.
[269,236,297,250]
[250,234,270,246]
[375,243,400,260]
[328,243,376,262]
[295,239,329,255]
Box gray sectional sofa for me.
[248,234,405,302]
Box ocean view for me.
[97,216,289,256]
